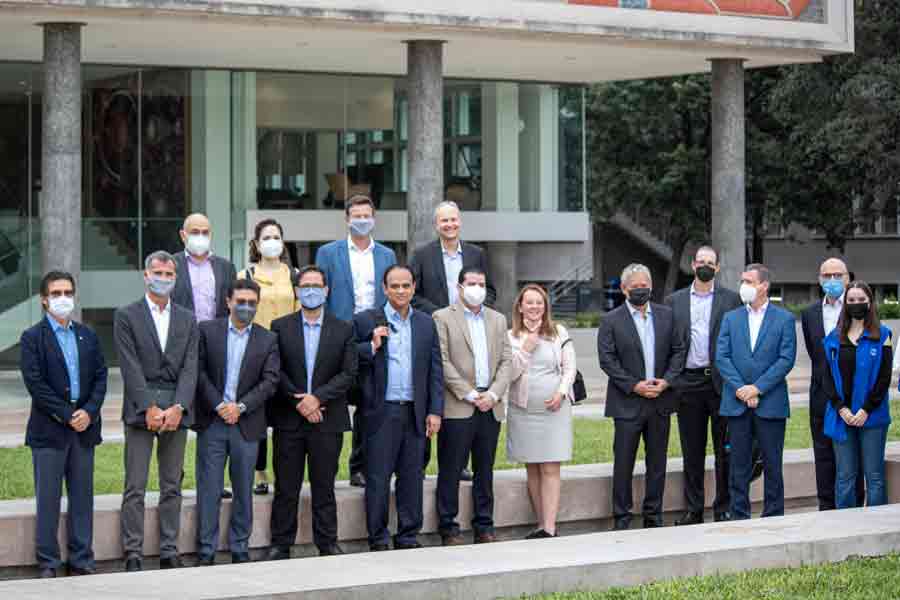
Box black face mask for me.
[628,287,652,307]
[847,303,869,321]
[695,265,716,283]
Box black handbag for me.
[560,338,587,405]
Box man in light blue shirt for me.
[49,317,80,403]
[303,313,323,394]
[385,302,414,402]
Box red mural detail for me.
[569,0,812,19]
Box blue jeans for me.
[833,424,888,508]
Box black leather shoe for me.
[159,555,183,569]
[460,468,474,482]
[232,552,251,564]
[643,515,664,528]
[350,472,366,488]
[394,541,423,550]
[370,543,390,552]
[196,555,215,567]
[613,517,631,531]
[125,558,142,572]
[253,482,269,495]
[714,511,732,522]
[39,567,57,578]
[66,564,96,576]
[267,546,291,561]
[221,488,233,500]
[674,511,704,526]
[318,544,345,556]
[525,529,555,540]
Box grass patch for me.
[516,554,900,599]
[1,401,898,501]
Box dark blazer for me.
[352,307,444,437]
[193,318,280,441]
[801,301,832,417]
[20,317,108,449]
[665,284,742,393]
[409,239,497,314]
[597,302,686,419]
[114,298,199,428]
[270,311,357,433]
[172,252,237,320]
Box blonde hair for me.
[511,284,558,339]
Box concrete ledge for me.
[0,448,839,568]
[2,505,899,599]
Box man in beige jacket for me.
[433,267,513,546]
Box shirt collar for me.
[146,295,171,314]
[228,320,252,336]
[462,303,484,319]
[347,235,375,254]
[302,311,325,328]
[823,293,844,308]
[627,302,652,318]
[690,283,715,298]
[46,314,73,332]
[185,249,213,265]
[441,240,463,259]
[385,302,412,323]
[747,301,770,316]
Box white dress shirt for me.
[442,241,464,306]
[822,294,844,336]
[686,283,714,369]
[462,305,493,403]
[145,295,172,351]
[348,236,376,313]
[747,301,769,352]
[628,302,655,380]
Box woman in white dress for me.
[507,284,577,538]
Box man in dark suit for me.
[597,263,685,531]
[194,278,280,566]
[353,265,444,551]
[665,246,742,525]
[800,257,864,510]
[267,266,358,559]
[409,200,495,479]
[172,213,237,322]
[20,271,108,578]
[114,250,199,572]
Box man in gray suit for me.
[115,250,199,572]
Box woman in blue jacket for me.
[821,281,892,508]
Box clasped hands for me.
[839,407,869,427]
[633,379,669,399]
[69,409,91,432]
[217,402,242,425]
[736,385,761,408]
[144,404,183,432]
[295,393,324,423]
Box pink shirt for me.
[186,251,216,322]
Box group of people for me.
[19,197,892,579]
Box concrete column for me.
[481,82,520,211]
[405,40,444,260]
[230,71,256,270]
[41,23,82,301]
[519,84,559,212]
[488,242,518,318]
[710,59,746,291]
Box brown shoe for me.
[441,533,466,546]
[474,532,496,544]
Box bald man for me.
[800,258,864,510]
[172,214,237,323]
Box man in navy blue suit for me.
[716,263,797,520]
[20,271,108,578]
[353,265,444,551]
[316,195,397,488]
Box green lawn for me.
[1,401,898,501]
[518,554,900,599]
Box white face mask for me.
[739,283,758,305]
[48,296,75,320]
[186,234,210,256]
[259,238,284,259]
[462,284,486,307]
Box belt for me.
[476,387,489,393]
[684,367,712,377]
[386,400,414,406]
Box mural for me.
[569,0,813,19]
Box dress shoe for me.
[221,488,233,500]
[66,564,96,576]
[642,515,664,528]
[253,482,269,495]
[267,546,291,561]
[714,511,732,522]
[674,511,704,526]
[460,468,474,482]
[232,552,251,564]
[125,557,142,572]
[525,529,555,540]
[159,555,183,569]
[612,517,631,531]
[474,531,497,544]
[441,533,466,546]
[350,472,366,488]
[370,543,390,552]
[394,541,423,550]
[318,544,344,556]
[196,555,215,567]
[39,567,57,578]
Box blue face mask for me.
[349,218,375,237]
[147,275,175,297]
[298,287,327,310]
[821,279,844,299]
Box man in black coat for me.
[193,278,280,566]
[597,263,685,531]
[666,246,742,525]
[267,266,358,559]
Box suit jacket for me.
[20,317,108,449]
[716,303,797,419]
[193,318,280,441]
[597,302,685,419]
[432,302,513,421]
[172,252,237,320]
[353,307,444,437]
[114,297,199,428]
[270,311,357,433]
[315,239,397,322]
[801,301,831,417]
[665,284,742,394]
[410,240,497,314]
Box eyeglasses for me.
[234,300,258,308]
[820,273,845,281]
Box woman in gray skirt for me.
[507,284,577,539]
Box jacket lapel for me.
[622,307,646,375]
[337,242,355,308]
[42,318,69,384]
[235,323,256,393]
[752,305,775,355]
[175,253,194,311]
[432,242,449,304]
[813,304,826,340]
[708,286,725,349]
[374,245,390,308]
[451,303,474,353]
[139,300,165,356]
[74,322,90,395]
[292,313,308,391]
[651,307,665,378]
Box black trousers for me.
[810,407,865,510]
[349,406,366,477]
[436,410,501,536]
[677,376,730,514]
[270,427,343,551]
[613,406,671,519]
[256,436,267,472]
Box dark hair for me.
[227,277,261,299]
[40,271,76,298]
[345,194,375,217]
[744,263,771,283]
[298,265,327,287]
[837,281,881,342]
[458,266,486,285]
[382,264,416,286]
[249,219,287,263]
